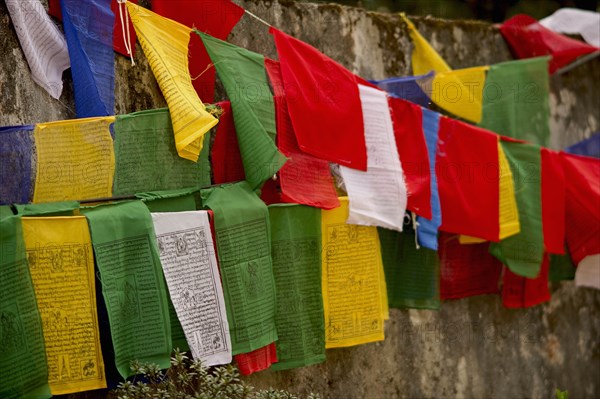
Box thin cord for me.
[117,0,135,66]
[244,9,272,28]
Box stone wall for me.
[1,1,599,398]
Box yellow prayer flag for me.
[126,2,218,161]
[22,216,106,395]
[431,66,489,123]
[459,141,520,244]
[401,13,451,76]
[322,197,386,348]
[33,117,115,203]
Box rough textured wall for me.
[1,1,599,398]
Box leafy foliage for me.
[112,350,320,399]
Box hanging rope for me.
[117,0,136,66]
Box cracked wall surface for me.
[1,1,599,398]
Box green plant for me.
[555,388,569,399]
[112,349,320,399]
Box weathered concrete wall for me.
[1,1,599,398]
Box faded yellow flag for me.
[33,117,115,203]
[126,2,218,161]
[322,197,387,348]
[401,13,451,76]
[431,66,489,123]
[22,216,106,395]
[459,141,520,244]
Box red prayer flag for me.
[264,58,340,210]
[502,254,551,308]
[235,343,278,376]
[48,0,138,57]
[436,117,500,241]
[270,28,367,171]
[500,14,599,74]
[560,152,600,264]
[438,232,502,300]
[151,0,245,102]
[211,101,246,184]
[541,148,566,254]
[388,97,431,219]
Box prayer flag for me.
[0,125,34,205]
[400,14,451,75]
[126,2,219,161]
[32,117,115,203]
[271,28,367,170]
[199,32,286,189]
[200,182,278,355]
[22,216,106,394]
[81,201,172,378]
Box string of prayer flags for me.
[400,14,451,76]
[235,344,278,376]
[200,182,278,355]
[211,101,246,184]
[61,0,115,117]
[6,0,70,100]
[378,226,441,310]
[112,109,211,196]
[270,28,367,171]
[48,0,138,58]
[0,125,34,205]
[416,109,443,250]
[549,253,576,282]
[388,97,431,218]
[370,73,432,107]
[436,117,500,242]
[500,14,599,74]
[151,0,244,103]
[0,213,52,399]
[269,204,326,370]
[438,232,502,300]
[126,2,218,162]
[265,59,340,210]
[199,32,287,189]
[32,117,115,203]
[560,152,600,267]
[22,216,106,394]
[478,57,551,147]
[152,211,232,366]
[501,255,551,308]
[565,132,600,159]
[137,187,199,213]
[541,149,566,254]
[489,141,544,278]
[321,198,387,348]
[340,85,408,231]
[81,201,172,378]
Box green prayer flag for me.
[198,31,287,189]
[14,201,79,216]
[489,141,544,278]
[268,204,325,370]
[549,252,576,282]
[81,201,172,378]
[0,213,51,399]
[479,57,551,146]
[378,227,440,310]
[201,182,278,355]
[137,188,201,352]
[113,109,211,196]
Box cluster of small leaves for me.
[112,349,320,399]
[555,389,569,399]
